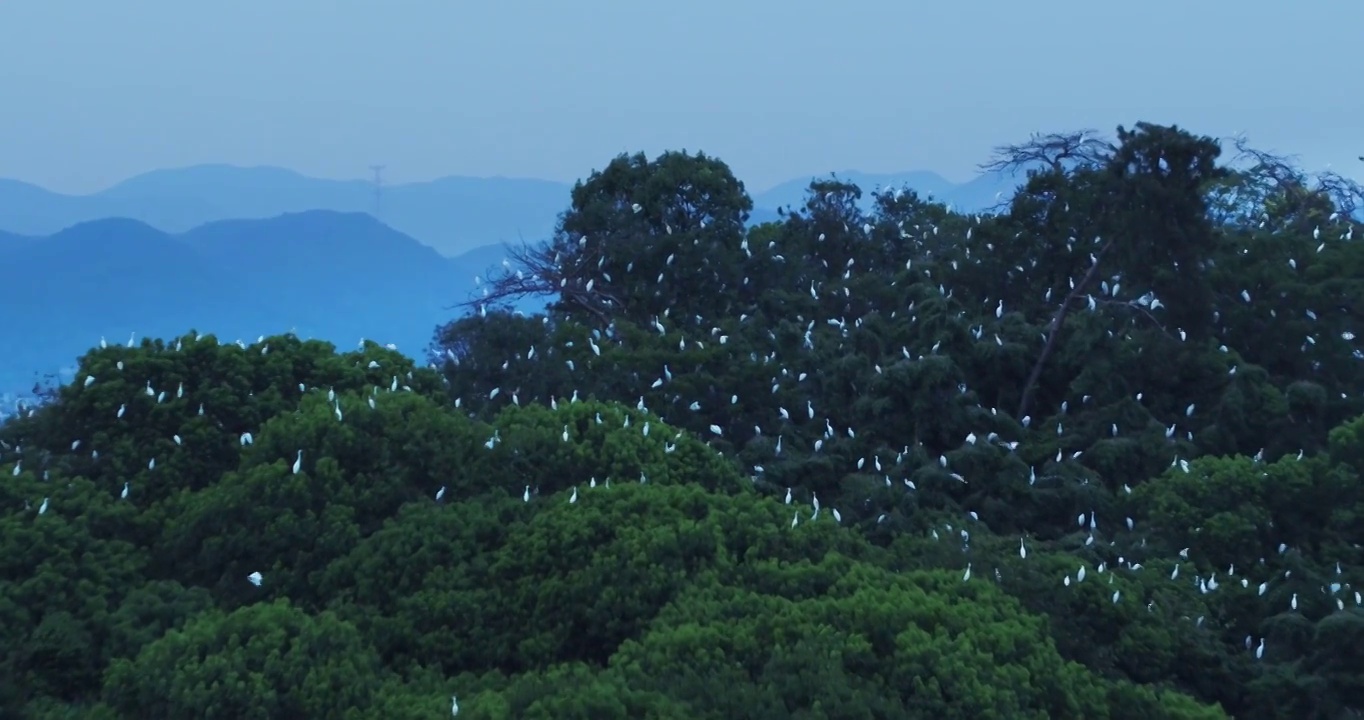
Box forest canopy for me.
[3,123,1364,719]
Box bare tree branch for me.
[1316,171,1364,219]
[450,241,623,324]
[1226,136,1302,187]
[1090,296,1174,339]
[980,129,1114,177]
[1224,135,1363,220]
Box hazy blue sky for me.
[2,0,1360,194]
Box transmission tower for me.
[368,165,386,219]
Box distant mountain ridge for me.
[0,165,571,257]
[0,164,1023,256]
[0,211,536,400]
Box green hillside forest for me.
[4,123,1364,719]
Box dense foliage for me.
[3,123,1364,718]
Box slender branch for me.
[1016,236,1117,420]
[1090,296,1174,339]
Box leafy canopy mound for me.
[4,123,1364,719]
